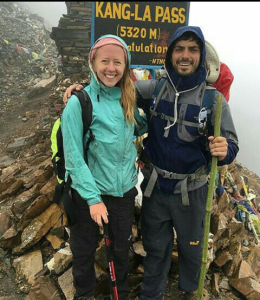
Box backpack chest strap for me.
[144,164,208,206]
[150,109,199,128]
[150,84,215,137]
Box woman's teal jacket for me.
[61,35,147,206]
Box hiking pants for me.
[70,187,137,300]
[140,183,208,300]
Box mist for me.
[16,2,260,176]
[189,2,260,176]
[18,2,67,28]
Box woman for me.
[61,35,147,300]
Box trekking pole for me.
[103,222,119,300]
[196,95,222,300]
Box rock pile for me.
[50,2,91,78]
[0,2,58,127]
[1,125,260,300]
[0,2,59,158]
[0,2,58,100]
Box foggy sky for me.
[19,2,67,28]
[17,2,260,176]
[189,2,260,176]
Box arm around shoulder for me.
[135,79,157,111]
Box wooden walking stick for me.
[196,95,222,300]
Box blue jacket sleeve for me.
[61,95,102,206]
[135,79,156,116]
[211,93,239,166]
[218,142,239,166]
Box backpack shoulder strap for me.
[152,76,167,110]
[71,89,92,137]
[71,89,95,163]
[202,85,216,113]
[149,77,168,124]
[201,85,217,131]
[153,76,167,98]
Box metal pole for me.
[103,223,119,300]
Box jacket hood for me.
[165,26,207,92]
[89,34,131,87]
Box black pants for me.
[70,187,137,300]
[140,184,208,300]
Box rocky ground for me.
[1,2,260,300]
[0,1,58,159]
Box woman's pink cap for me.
[90,38,127,62]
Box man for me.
[63,26,238,300]
[134,26,238,300]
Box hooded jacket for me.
[136,26,239,194]
[61,35,147,205]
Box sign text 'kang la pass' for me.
[93,2,190,67]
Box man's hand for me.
[89,202,109,227]
[63,84,84,105]
[208,136,228,161]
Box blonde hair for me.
[92,50,136,123]
[118,62,136,123]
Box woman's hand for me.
[63,84,84,105]
[89,202,109,227]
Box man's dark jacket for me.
[135,26,239,194]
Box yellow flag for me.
[32,52,39,60]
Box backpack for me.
[50,89,94,227]
[150,76,216,133]
[212,62,234,102]
[136,77,216,172]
